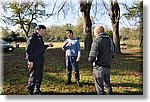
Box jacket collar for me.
[97,32,109,38]
[35,32,42,37]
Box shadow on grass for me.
[112,91,143,95]
[38,90,142,95]
[112,82,143,95]
[41,91,97,95]
[112,82,143,88]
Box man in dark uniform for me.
[26,25,53,95]
[88,25,115,95]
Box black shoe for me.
[65,81,71,85]
[35,89,42,95]
[28,90,34,95]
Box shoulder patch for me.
[29,36,32,40]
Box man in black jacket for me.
[88,25,115,95]
[26,25,53,95]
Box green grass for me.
[1,46,143,95]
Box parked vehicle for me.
[0,39,14,52]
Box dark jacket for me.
[25,32,48,62]
[88,33,114,66]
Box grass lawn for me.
[1,44,143,95]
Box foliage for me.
[2,46,143,95]
[1,0,47,37]
[123,1,143,26]
[45,23,84,42]
[122,1,143,47]
[2,31,26,43]
[119,27,141,48]
[1,22,83,43]
[0,28,11,38]
[105,29,113,39]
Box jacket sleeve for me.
[109,38,115,59]
[76,40,81,59]
[62,40,69,51]
[26,36,37,62]
[62,45,67,51]
[44,45,49,49]
[88,41,99,63]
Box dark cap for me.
[36,25,46,30]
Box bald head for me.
[94,25,105,37]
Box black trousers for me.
[27,60,44,92]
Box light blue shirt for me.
[62,38,81,58]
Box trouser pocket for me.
[93,66,103,78]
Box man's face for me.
[39,29,46,36]
[66,31,72,38]
[94,28,98,37]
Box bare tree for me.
[79,0,93,51]
[109,0,121,54]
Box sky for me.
[39,0,134,28]
[0,0,139,31]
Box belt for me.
[93,65,110,69]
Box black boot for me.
[28,90,34,95]
[65,79,71,85]
[27,87,34,95]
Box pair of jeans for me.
[93,65,112,95]
[65,56,80,82]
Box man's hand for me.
[28,61,33,69]
[63,41,68,46]
[48,43,54,47]
[76,57,80,62]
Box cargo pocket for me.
[93,66,103,78]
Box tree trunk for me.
[139,35,143,47]
[109,0,121,54]
[139,1,143,47]
[112,22,121,54]
[79,0,93,51]
[139,22,143,47]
